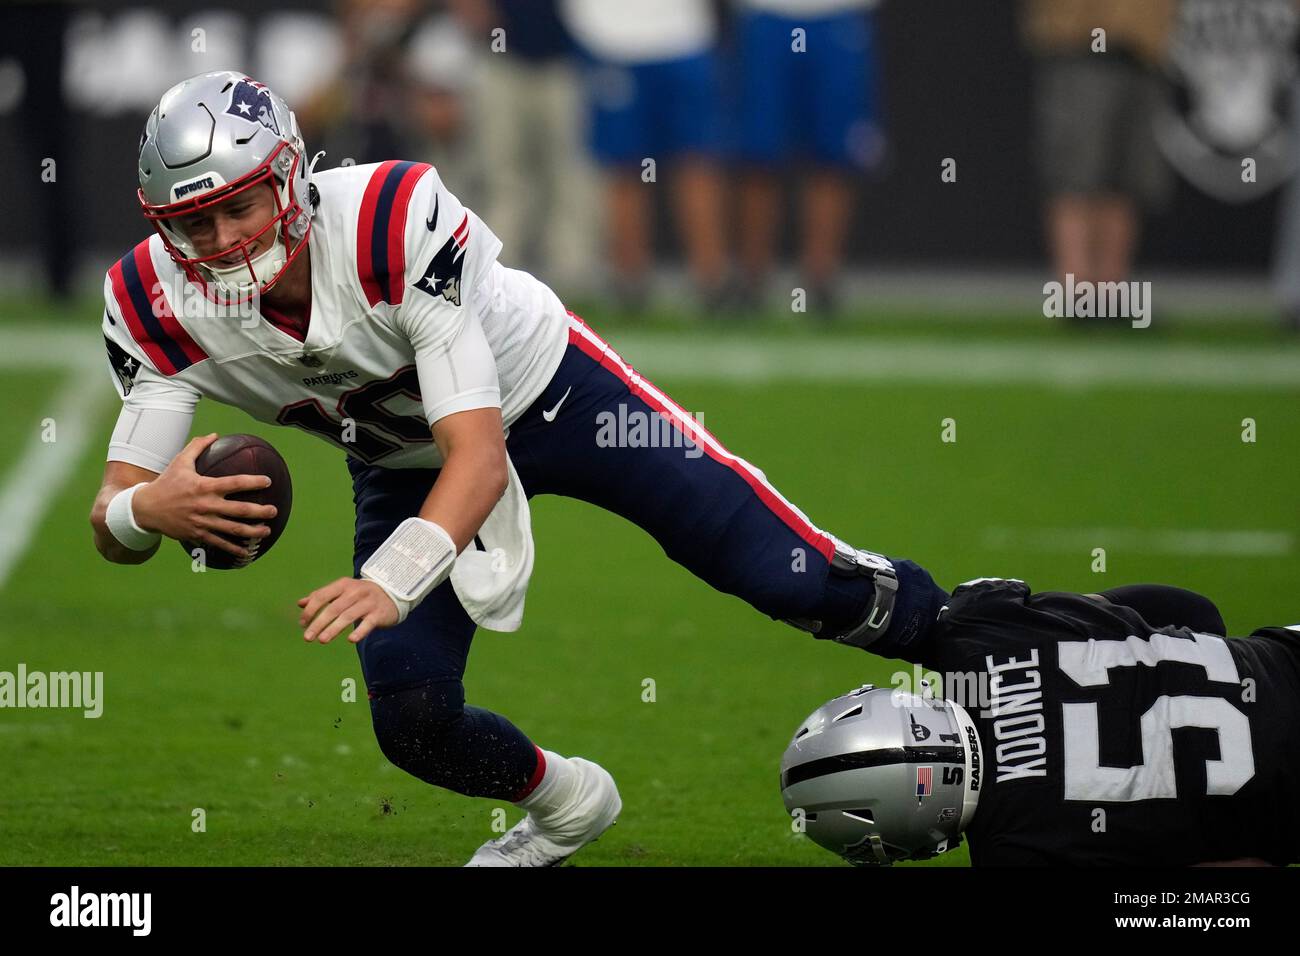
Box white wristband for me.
[360,518,458,624]
[105,482,162,551]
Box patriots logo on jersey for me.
[414,212,470,307]
[105,334,139,397]
[225,79,280,135]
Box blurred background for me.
[1,0,1299,322]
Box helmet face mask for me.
[136,72,316,305]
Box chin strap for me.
[207,236,288,294]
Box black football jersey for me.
[881,578,1300,866]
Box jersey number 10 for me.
[277,366,432,463]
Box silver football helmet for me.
[780,684,982,865]
[137,71,316,300]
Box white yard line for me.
[0,333,106,590]
[982,526,1294,558]
[1,326,102,369]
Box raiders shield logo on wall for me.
[1157,0,1300,201]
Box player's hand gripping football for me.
[297,578,400,644]
[132,433,277,560]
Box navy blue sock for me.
[369,681,540,800]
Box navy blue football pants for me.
[349,316,871,799]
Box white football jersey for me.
[102,161,570,472]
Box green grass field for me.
[1,303,1297,866]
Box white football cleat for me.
[465,757,622,867]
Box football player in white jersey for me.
[89,72,945,866]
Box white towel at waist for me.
[449,453,533,631]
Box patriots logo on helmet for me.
[414,213,470,307]
[225,78,280,135]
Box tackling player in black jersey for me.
[781,577,1300,866]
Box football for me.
[178,433,293,570]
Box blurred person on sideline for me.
[450,0,598,300]
[560,0,730,314]
[1020,0,1176,313]
[300,0,476,184]
[733,0,886,318]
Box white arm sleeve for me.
[107,368,199,472]
[413,304,502,426]
[392,163,504,426]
